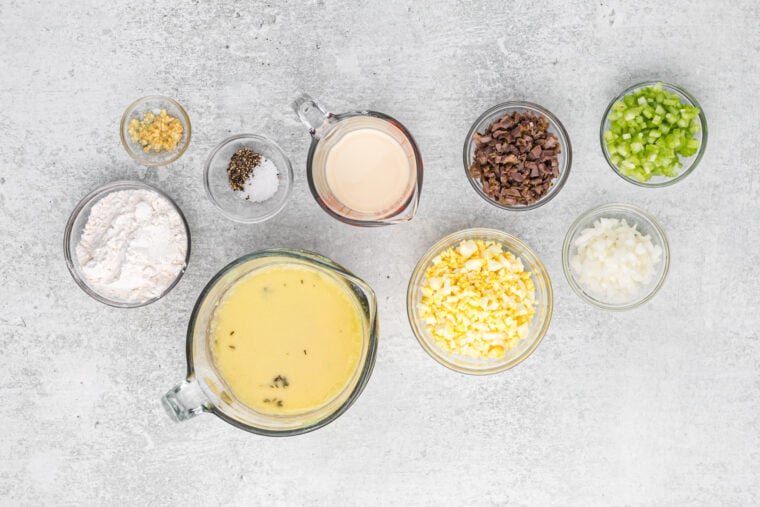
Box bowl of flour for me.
[64,180,190,307]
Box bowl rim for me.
[599,81,708,188]
[203,133,294,224]
[561,202,670,311]
[462,100,572,211]
[120,95,192,167]
[406,227,553,375]
[63,179,191,308]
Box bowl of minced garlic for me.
[407,228,553,374]
[120,96,191,166]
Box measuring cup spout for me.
[291,92,334,139]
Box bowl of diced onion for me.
[406,228,553,375]
[600,81,707,187]
[562,203,670,310]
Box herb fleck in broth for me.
[210,263,364,415]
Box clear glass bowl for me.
[203,134,294,223]
[406,228,553,375]
[562,203,670,311]
[463,101,572,211]
[600,81,708,187]
[63,180,191,308]
[120,96,191,166]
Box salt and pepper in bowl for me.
[203,134,294,224]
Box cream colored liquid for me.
[325,127,412,214]
[211,263,363,415]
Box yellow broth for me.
[211,263,363,415]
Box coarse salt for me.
[240,158,280,202]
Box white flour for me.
[75,188,188,303]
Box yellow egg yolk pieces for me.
[417,240,537,359]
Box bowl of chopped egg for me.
[406,228,553,375]
[120,96,191,166]
[562,202,670,311]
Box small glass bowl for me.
[600,81,708,187]
[562,203,670,311]
[63,180,191,308]
[203,134,294,223]
[120,96,191,166]
[463,101,572,211]
[407,228,553,375]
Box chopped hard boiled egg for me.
[417,239,536,359]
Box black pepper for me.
[227,148,262,191]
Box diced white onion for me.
[571,218,662,302]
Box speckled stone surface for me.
[1,1,759,505]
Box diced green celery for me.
[603,83,701,181]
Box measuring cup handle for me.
[161,378,208,422]
[291,92,333,139]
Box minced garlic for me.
[128,109,183,153]
[417,239,536,359]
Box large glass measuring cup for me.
[162,249,378,435]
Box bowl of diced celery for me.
[600,81,707,187]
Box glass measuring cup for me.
[162,249,378,435]
[291,92,423,226]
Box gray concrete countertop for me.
[1,1,758,504]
